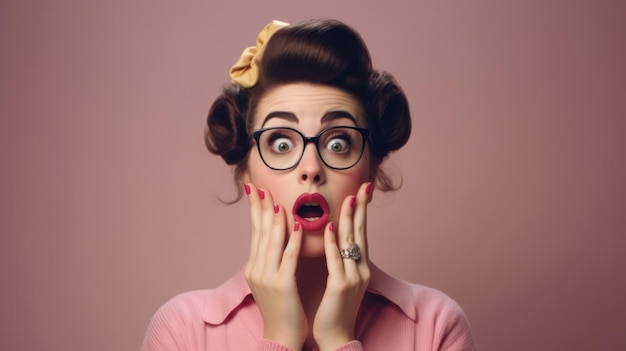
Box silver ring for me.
[340,243,361,261]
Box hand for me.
[313,182,373,351]
[243,183,308,350]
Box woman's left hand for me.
[312,182,373,351]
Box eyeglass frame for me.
[250,126,371,171]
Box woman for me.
[142,19,476,351]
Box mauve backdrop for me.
[1,1,624,350]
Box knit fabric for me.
[141,263,476,351]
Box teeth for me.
[303,202,320,206]
[304,217,320,221]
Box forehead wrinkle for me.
[261,110,358,129]
[255,83,364,129]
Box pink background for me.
[1,1,624,350]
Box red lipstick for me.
[292,193,330,232]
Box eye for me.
[269,137,294,153]
[325,136,350,154]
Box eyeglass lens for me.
[256,127,365,170]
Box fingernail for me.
[258,189,265,200]
[273,203,279,214]
[244,184,251,195]
[366,183,373,195]
[350,196,356,208]
[329,222,335,232]
[294,221,300,231]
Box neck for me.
[296,256,328,303]
[296,256,328,350]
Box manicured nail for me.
[329,222,335,232]
[258,189,265,200]
[244,184,251,195]
[350,196,356,208]
[294,221,300,231]
[273,203,279,214]
[366,183,373,195]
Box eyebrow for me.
[261,110,359,127]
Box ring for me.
[340,243,361,261]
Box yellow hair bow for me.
[229,20,289,88]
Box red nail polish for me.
[294,221,300,231]
[366,183,373,195]
[258,189,265,200]
[244,184,251,195]
[329,222,335,232]
[273,203,279,214]
[350,196,356,208]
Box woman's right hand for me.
[244,183,307,350]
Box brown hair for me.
[205,19,411,201]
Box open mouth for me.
[292,193,330,232]
[297,203,324,221]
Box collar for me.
[202,262,417,325]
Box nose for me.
[298,143,326,184]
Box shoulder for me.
[144,270,250,333]
[404,280,467,319]
[152,289,211,324]
[369,263,465,320]
[141,269,252,350]
[368,264,476,350]
[403,281,476,350]
[141,290,212,351]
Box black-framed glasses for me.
[251,126,370,170]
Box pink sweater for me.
[142,264,476,350]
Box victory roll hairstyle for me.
[205,19,411,200]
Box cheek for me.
[246,156,291,202]
[327,170,369,212]
[248,161,274,188]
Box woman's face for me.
[242,83,373,257]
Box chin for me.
[298,233,326,257]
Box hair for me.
[205,19,411,201]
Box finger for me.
[352,182,372,251]
[338,195,356,244]
[337,194,359,276]
[353,182,373,272]
[323,222,346,278]
[256,188,280,271]
[258,188,274,244]
[281,221,303,276]
[245,183,263,265]
[266,197,287,272]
